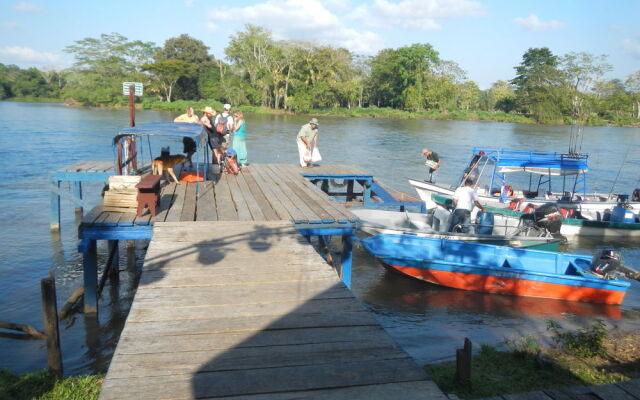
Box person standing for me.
[422,148,441,183]
[173,106,199,123]
[232,111,248,166]
[214,104,235,150]
[449,178,485,233]
[201,106,224,169]
[297,118,319,168]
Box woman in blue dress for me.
[232,111,248,166]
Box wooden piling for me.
[41,277,63,377]
[456,338,472,390]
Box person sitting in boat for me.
[174,106,199,124]
[422,148,441,183]
[449,178,485,233]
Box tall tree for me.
[142,60,193,102]
[560,52,611,123]
[156,34,212,100]
[625,71,640,119]
[511,47,565,123]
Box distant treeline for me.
[1,25,639,126]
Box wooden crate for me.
[103,175,141,209]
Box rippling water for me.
[0,102,639,373]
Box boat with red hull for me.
[361,234,635,305]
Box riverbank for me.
[5,97,639,127]
[428,324,640,399]
[0,369,102,399]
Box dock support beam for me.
[73,181,83,213]
[50,179,60,231]
[80,239,98,316]
[340,234,353,289]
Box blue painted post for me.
[73,181,83,213]
[82,240,98,316]
[50,179,60,231]
[363,180,372,207]
[340,233,353,289]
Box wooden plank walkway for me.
[81,164,359,229]
[99,221,446,400]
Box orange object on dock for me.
[180,172,204,182]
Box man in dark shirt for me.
[423,148,441,183]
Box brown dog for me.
[152,154,188,183]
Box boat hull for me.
[383,262,626,304]
[361,234,629,305]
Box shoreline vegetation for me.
[3,325,638,399]
[6,97,640,127]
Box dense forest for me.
[1,25,639,126]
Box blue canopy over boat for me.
[473,148,588,175]
[117,122,206,142]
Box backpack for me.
[215,114,229,135]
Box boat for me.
[430,193,640,239]
[352,208,562,250]
[408,148,640,214]
[361,234,639,304]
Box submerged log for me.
[0,321,46,340]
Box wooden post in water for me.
[41,276,63,377]
[456,337,472,390]
[346,180,354,202]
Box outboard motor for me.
[590,249,640,280]
[533,203,564,235]
[632,189,640,202]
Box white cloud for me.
[206,0,384,54]
[13,2,42,13]
[622,38,640,59]
[514,14,563,31]
[350,0,485,31]
[1,21,20,29]
[0,46,60,65]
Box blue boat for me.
[361,234,636,304]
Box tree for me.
[489,80,516,112]
[511,47,565,123]
[156,34,212,100]
[625,71,640,119]
[142,60,193,102]
[560,52,611,123]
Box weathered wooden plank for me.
[590,384,639,400]
[504,391,553,400]
[81,205,105,225]
[164,183,187,222]
[240,169,279,220]
[263,164,321,222]
[117,211,138,226]
[235,170,267,220]
[212,176,238,221]
[99,358,427,400]
[195,181,217,221]
[249,165,303,221]
[278,165,356,221]
[107,341,411,378]
[551,385,600,400]
[286,181,335,222]
[179,182,197,221]
[128,297,364,322]
[618,380,640,399]
[225,174,252,221]
[114,325,395,354]
[150,183,177,223]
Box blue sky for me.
[1,0,639,89]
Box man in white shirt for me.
[449,178,485,233]
[214,103,235,149]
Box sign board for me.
[122,82,143,96]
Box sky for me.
[1,0,639,89]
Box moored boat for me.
[352,208,562,250]
[361,234,638,304]
[409,147,640,214]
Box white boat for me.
[352,208,562,250]
[409,148,640,214]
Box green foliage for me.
[547,320,608,358]
[0,369,102,400]
[428,345,582,399]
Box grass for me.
[428,325,640,399]
[0,369,102,400]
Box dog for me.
[152,154,188,183]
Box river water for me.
[1,101,639,374]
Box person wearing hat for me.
[296,118,319,167]
[214,103,235,150]
[201,106,224,168]
[422,147,441,183]
[174,106,199,124]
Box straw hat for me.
[422,148,431,154]
[201,106,215,114]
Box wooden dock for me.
[98,221,446,400]
[478,379,640,399]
